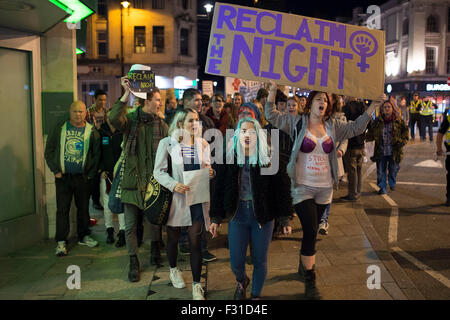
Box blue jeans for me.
[228,200,274,297]
[376,155,399,193]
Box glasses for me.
[213,99,223,103]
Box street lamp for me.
[120,1,131,76]
[204,3,213,19]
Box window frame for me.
[426,15,439,33]
[152,26,165,53]
[180,28,189,56]
[97,31,108,58]
[425,46,437,74]
[134,26,146,54]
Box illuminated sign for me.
[174,76,196,89]
[48,0,94,24]
[426,83,450,91]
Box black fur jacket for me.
[210,155,294,227]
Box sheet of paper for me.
[183,168,210,206]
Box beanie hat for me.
[238,102,261,122]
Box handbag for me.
[143,155,173,225]
[108,160,124,214]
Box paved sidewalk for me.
[0,186,424,300]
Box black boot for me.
[298,257,306,281]
[304,268,321,300]
[234,276,250,300]
[128,255,140,282]
[115,230,126,248]
[106,227,115,244]
[150,241,161,266]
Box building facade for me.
[360,0,450,112]
[78,0,199,107]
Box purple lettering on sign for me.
[230,34,263,77]
[308,47,330,87]
[213,33,226,45]
[283,43,307,82]
[216,5,236,30]
[312,20,331,46]
[331,51,353,89]
[236,8,257,33]
[260,38,284,80]
[349,30,378,73]
[255,11,277,36]
[329,23,347,49]
[295,19,313,42]
[208,59,222,74]
[275,14,296,40]
[210,45,224,58]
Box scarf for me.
[125,107,156,156]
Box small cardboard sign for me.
[205,3,385,99]
[128,69,155,94]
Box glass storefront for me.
[0,47,36,223]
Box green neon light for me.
[48,0,73,14]
[48,0,94,23]
[76,48,85,54]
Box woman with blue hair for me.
[209,117,293,300]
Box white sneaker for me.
[318,220,329,235]
[192,283,205,300]
[170,267,186,288]
[56,241,67,256]
[78,235,99,248]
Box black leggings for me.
[295,199,328,256]
[166,221,203,283]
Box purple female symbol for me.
[349,31,378,73]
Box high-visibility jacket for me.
[420,100,434,116]
[409,100,422,114]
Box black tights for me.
[166,221,203,283]
[295,199,328,257]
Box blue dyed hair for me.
[226,117,270,167]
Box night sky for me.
[197,0,387,92]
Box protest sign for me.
[128,65,155,99]
[205,3,385,99]
[202,80,214,97]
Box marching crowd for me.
[44,66,450,301]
